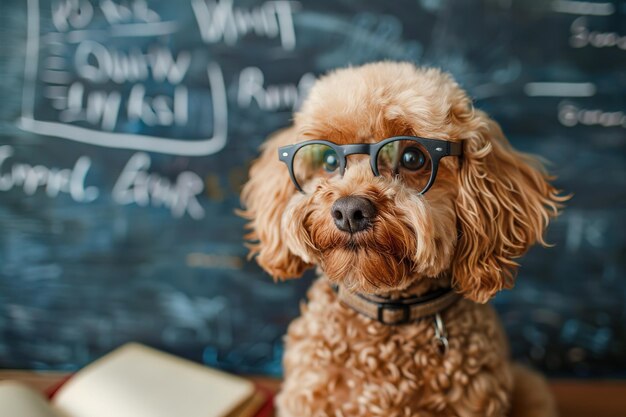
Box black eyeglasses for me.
[278,136,462,194]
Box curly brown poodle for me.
[241,61,566,417]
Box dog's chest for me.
[279,278,513,417]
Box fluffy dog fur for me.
[241,62,566,417]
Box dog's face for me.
[241,63,563,303]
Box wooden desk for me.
[1,371,624,417]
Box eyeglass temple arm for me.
[447,141,463,156]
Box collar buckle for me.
[376,302,411,325]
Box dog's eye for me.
[323,150,339,172]
[400,148,426,171]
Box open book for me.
[0,344,267,417]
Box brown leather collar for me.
[330,283,462,325]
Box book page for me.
[52,343,255,417]
[0,381,62,417]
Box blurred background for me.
[0,0,624,378]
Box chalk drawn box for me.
[19,0,228,156]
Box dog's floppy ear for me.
[240,127,311,280]
[452,110,565,303]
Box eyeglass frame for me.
[278,136,463,194]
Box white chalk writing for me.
[192,0,298,50]
[558,102,626,128]
[53,0,161,32]
[99,0,160,25]
[552,0,615,16]
[74,41,191,84]
[237,66,314,112]
[570,17,626,50]
[112,153,205,219]
[0,146,206,219]
[52,0,94,31]
[21,0,229,156]
[0,145,99,202]
[59,81,188,130]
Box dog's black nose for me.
[331,196,376,233]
